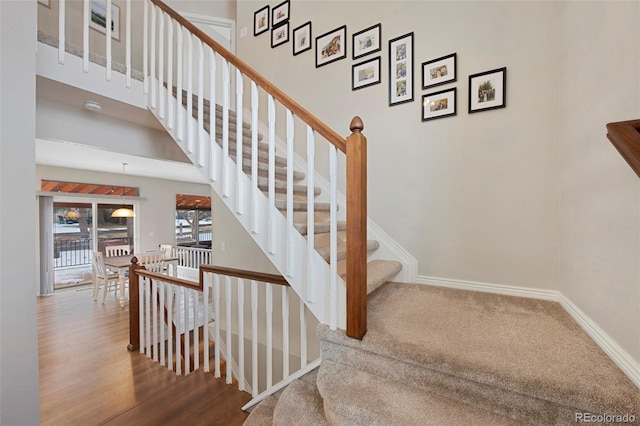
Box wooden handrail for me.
[199,264,289,287]
[607,119,640,179]
[149,0,347,153]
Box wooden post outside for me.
[127,256,142,352]
[346,116,367,339]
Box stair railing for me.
[606,119,640,178]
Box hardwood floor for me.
[38,286,250,426]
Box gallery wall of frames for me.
[253,0,507,122]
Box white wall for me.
[0,1,41,423]
[237,0,561,289]
[558,1,640,362]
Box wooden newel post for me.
[346,116,367,339]
[127,256,142,352]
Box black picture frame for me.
[292,21,312,56]
[271,22,289,48]
[422,88,457,121]
[253,5,270,36]
[272,0,290,28]
[422,52,457,89]
[315,25,347,68]
[388,32,414,106]
[468,67,507,113]
[352,23,381,60]
[352,56,381,91]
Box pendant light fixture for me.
[111,162,136,218]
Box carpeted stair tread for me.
[294,221,347,236]
[243,395,278,426]
[339,260,402,295]
[272,379,328,426]
[275,199,330,212]
[316,240,380,263]
[318,283,640,424]
[259,177,321,196]
[317,359,520,426]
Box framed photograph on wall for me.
[254,5,270,36]
[272,0,290,28]
[422,88,457,121]
[422,53,456,89]
[468,67,507,113]
[388,32,413,106]
[293,21,312,56]
[89,0,120,41]
[352,56,381,91]
[271,22,289,48]
[315,25,347,68]
[352,23,381,60]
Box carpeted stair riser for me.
[272,379,328,426]
[243,395,278,426]
[258,177,321,197]
[294,220,347,236]
[315,240,379,263]
[317,359,521,426]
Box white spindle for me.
[186,33,194,154]
[152,280,158,361]
[139,277,145,354]
[266,283,273,388]
[197,41,205,167]
[300,298,307,368]
[209,48,217,182]
[159,281,165,366]
[251,82,259,233]
[251,280,258,397]
[194,288,200,371]
[236,70,244,214]
[82,0,89,72]
[214,274,221,378]
[150,5,156,107]
[167,284,174,371]
[158,12,165,118]
[306,127,315,302]
[175,286,181,375]
[268,95,276,254]
[282,286,289,378]
[125,0,131,87]
[225,276,232,384]
[286,110,295,277]
[58,0,65,64]
[184,285,190,374]
[105,0,112,81]
[222,59,231,198]
[203,273,210,373]
[329,145,338,330]
[143,0,148,94]
[176,25,184,141]
[145,278,151,356]
[167,16,174,130]
[237,279,245,391]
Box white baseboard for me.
[413,274,640,388]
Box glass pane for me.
[97,203,134,254]
[53,202,94,290]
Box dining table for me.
[103,255,179,307]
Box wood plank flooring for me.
[38,286,250,425]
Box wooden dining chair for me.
[92,251,119,303]
[105,244,131,258]
[137,250,165,274]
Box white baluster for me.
[282,286,289,378]
[175,286,181,374]
[82,0,89,72]
[222,59,231,198]
[58,0,65,64]
[143,0,148,94]
[167,284,174,371]
[251,280,258,397]
[266,283,273,388]
[209,48,217,182]
[203,273,210,373]
[139,277,145,354]
[176,25,183,141]
[286,110,294,277]
[105,0,112,81]
[145,278,151,356]
[152,280,158,361]
[330,144,338,330]
[225,276,232,384]
[125,0,131,87]
[186,33,194,154]
[214,274,221,378]
[158,11,165,118]
[251,82,259,233]
[197,41,205,167]
[166,16,174,130]
[236,70,244,215]
[237,279,245,391]
[159,281,165,366]
[300,298,307,368]
[194,288,200,371]
[150,4,156,107]
[306,127,315,302]
[268,95,276,254]
[184,284,190,374]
